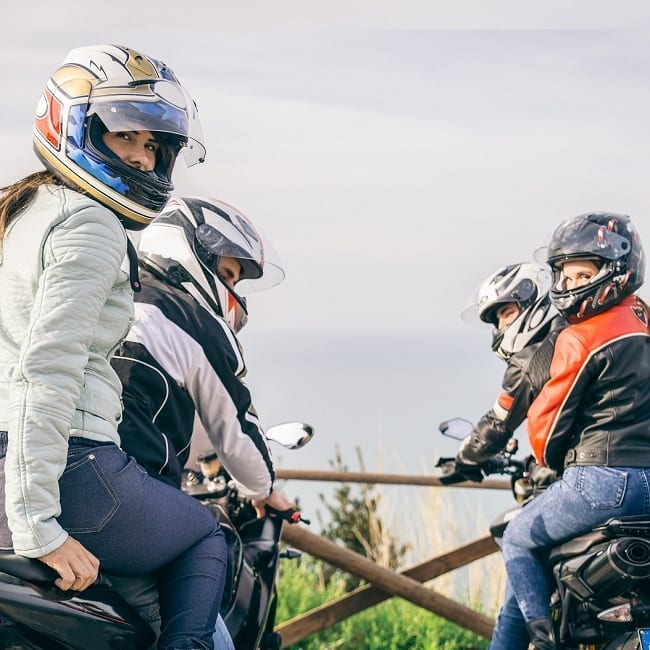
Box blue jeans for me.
[1,437,227,650]
[488,578,529,650]
[502,465,650,622]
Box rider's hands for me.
[451,458,485,483]
[252,489,296,519]
[38,536,99,591]
[450,433,486,483]
[524,454,559,493]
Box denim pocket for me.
[572,466,627,509]
[58,451,120,534]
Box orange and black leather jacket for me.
[528,295,650,471]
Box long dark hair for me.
[0,171,60,243]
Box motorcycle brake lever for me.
[266,506,310,526]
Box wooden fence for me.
[273,469,511,646]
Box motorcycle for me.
[436,417,650,650]
[0,421,313,650]
[182,421,313,650]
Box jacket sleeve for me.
[456,407,511,466]
[5,201,125,557]
[457,332,559,465]
[187,321,275,499]
[527,328,588,469]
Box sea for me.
[238,328,528,561]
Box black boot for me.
[526,617,556,650]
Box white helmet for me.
[33,44,205,230]
[138,196,284,332]
[462,262,557,360]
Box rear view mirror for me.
[266,422,314,449]
[438,417,473,440]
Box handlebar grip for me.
[440,467,486,484]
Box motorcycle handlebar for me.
[436,452,526,483]
[266,505,311,526]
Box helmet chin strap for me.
[126,238,141,292]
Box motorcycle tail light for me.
[561,537,650,601]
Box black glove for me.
[439,458,485,485]
[524,454,558,493]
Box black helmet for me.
[541,212,645,321]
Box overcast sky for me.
[4,2,650,529]
[2,6,650,336]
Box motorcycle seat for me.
[548,516,650,565]
[548,530,609,565]
[0,552,112,587]
[0,552,59,583]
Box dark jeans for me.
[0,435,227,650]
[110,574,235,650]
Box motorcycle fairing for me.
[0,571,155,649]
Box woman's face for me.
[102,130,159,172]
[560,259,600,290]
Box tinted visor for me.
[88,80,205,166]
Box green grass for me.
[276,558,489,650]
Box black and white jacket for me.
[112,267,275,497]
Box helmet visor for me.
[461,277,537,326]
[538,218,633,266]
[195,220,285,294]
[88,80,205,166]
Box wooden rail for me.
[272,468,507,645]
[276,468,510,490]
[279,524,496,642]
[277,532,498,644]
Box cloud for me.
[1,29,648,332]
[8,0,650,30]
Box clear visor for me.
[582,228,630,260]
[533,246,548,266]
[461,293,503,327]
[537,228,631,265]
[196,221,285,295]
[461,279,535,327]
[87,80,206,166]
[461,285,499,326]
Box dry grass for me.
[365,467,505,617]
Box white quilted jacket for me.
[0,184,133,557]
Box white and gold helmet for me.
[33,44,205,230]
